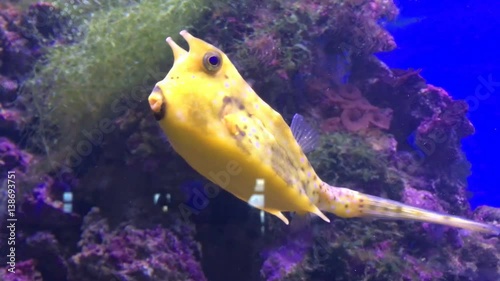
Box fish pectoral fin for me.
[265,209,290,225]
[290,113,319,153]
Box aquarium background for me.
[378,0,500,208]
[0,0,499,281]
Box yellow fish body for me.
[148,30,499,234]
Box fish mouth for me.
[148,85,166,121]
[149,30,196,121]
[148,31,190,122]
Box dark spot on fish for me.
[170,76,174,79]
[345,204,349,209]
[238,104,245,110]
[244,125,248,130]
[300,167,305,171]
[223,96,232,104]
[369,205,377,210]
[247,112,252,117]
[359,199,364,203]
[225,74,229,79]
[383,207,391,211]
[359,204,364,208]
[313,175,317,180]
[255,135,260,140]
[395,206,403,213]
[333,196,336,201]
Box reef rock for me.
[68,207,207,281]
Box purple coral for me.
[473,205,500,225]
[0,260,42,281]
[261,231,313,281]
[68,208,207,281]
[414,87,474,166]
[0,137,32,174]
[19,177,81,228]
[0,75,18,102]
[0,3,34,75]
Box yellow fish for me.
[148,30,499,235]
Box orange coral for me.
[307,82,392,134]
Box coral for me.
[23,231,70,281]
[261,232,312,281]
[0,105,29,137]
[19,177,81,228]
[473,205,500,225]
[0,5,68,269]
[0,137,32,173]
[346,58,478,217]
[414,88,474,167]
[68,207,206,281]
[204,0,398,113]
[311,83,394,134]
[0,75,18,102]
[260,193,500,281]
[402,186,445,213]
[0,2,58,145]
[357,60,475,173]
[0,4,34,75]
[0,2,61,74]
[0,259,42,281]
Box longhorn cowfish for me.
[147,30,500,235]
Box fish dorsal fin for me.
[290,114,319,154]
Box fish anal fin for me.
[310,205,330,223]
[266,209,290,225]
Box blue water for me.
[377,0,500,208]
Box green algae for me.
[23,0,208,170]
[308,132,405,200]
[309,133,389,183]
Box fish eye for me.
[203,51,222,73]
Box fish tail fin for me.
[319,184,500,235]
[358,193,500,234]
